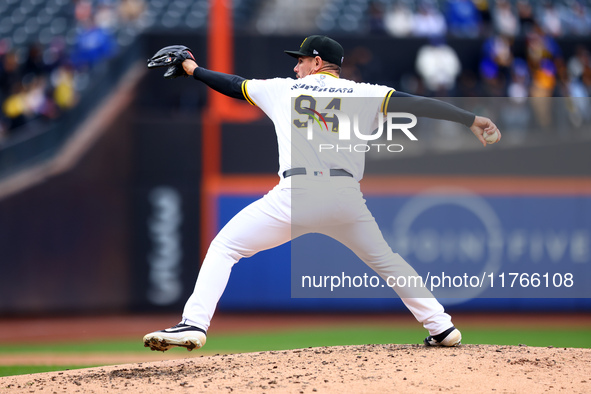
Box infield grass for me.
[1,326,589,377]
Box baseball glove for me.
[147,45,195,79]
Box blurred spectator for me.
[555,60,590,130]
[22,44,46,79]
[53,66,78,111]
[516,0,535,35]
[2,73,62,135]
[2,84,27,131]
[119,0,146,24]
[503,59,531,141]
[563,1,591,37]
[36,77,60,121]
[44,38,69,74]
[568,46,591,95]
[0,51,22,102]
[507,58,530,99]
[479,58,506,96]
[445,0,481,38]
[70,21,117,70]
[557,60,588,99]
[492,0,519,38]
[529,58,557,128]
[412,2,447,37]
[24,77,45,118]
[525,24,562,84]
[368,2,386,35]
[75,0,94,25]
[536,1,563,37]
[95,0,119,31]
[415,36,461,95]
[530,59,558,97]
[384,3,414,37]
[472,0,492,34]
[482,35,514,80]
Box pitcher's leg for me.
[322,221,453,336]
[182,192,292,331]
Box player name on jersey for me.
[291,83,354,93]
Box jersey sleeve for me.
[241,78,293,112]
[240,80,256,106]
[381,89,396,116]
[356,82,396,116]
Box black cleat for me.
[424,326,462,347]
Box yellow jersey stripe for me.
[316,71,338,78]
[381,89,395,116]
[242,80,256,106]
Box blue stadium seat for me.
[12,27,28,46]
[11,8,27,24]
[0,17,13,36]
[50,17,68,36]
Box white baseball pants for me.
[182,175,453,335]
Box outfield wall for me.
[215,177,591,312]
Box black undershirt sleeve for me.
[192,67,246,100]
[385,91,475,127]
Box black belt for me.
[283,168,353,178]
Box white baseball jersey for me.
[181,71,454,340]
[242,73,393,181]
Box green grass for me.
[0,340,148,354]
[204,327,591,351]
[0,365,98,377]
[461,328,591,348]
[0,327,589,354]
[1,326,589,377]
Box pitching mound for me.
[2,344,590,393]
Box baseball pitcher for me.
[143,35,501,351]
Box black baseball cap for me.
[284,35,344,67]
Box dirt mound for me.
[2,344,590,393]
